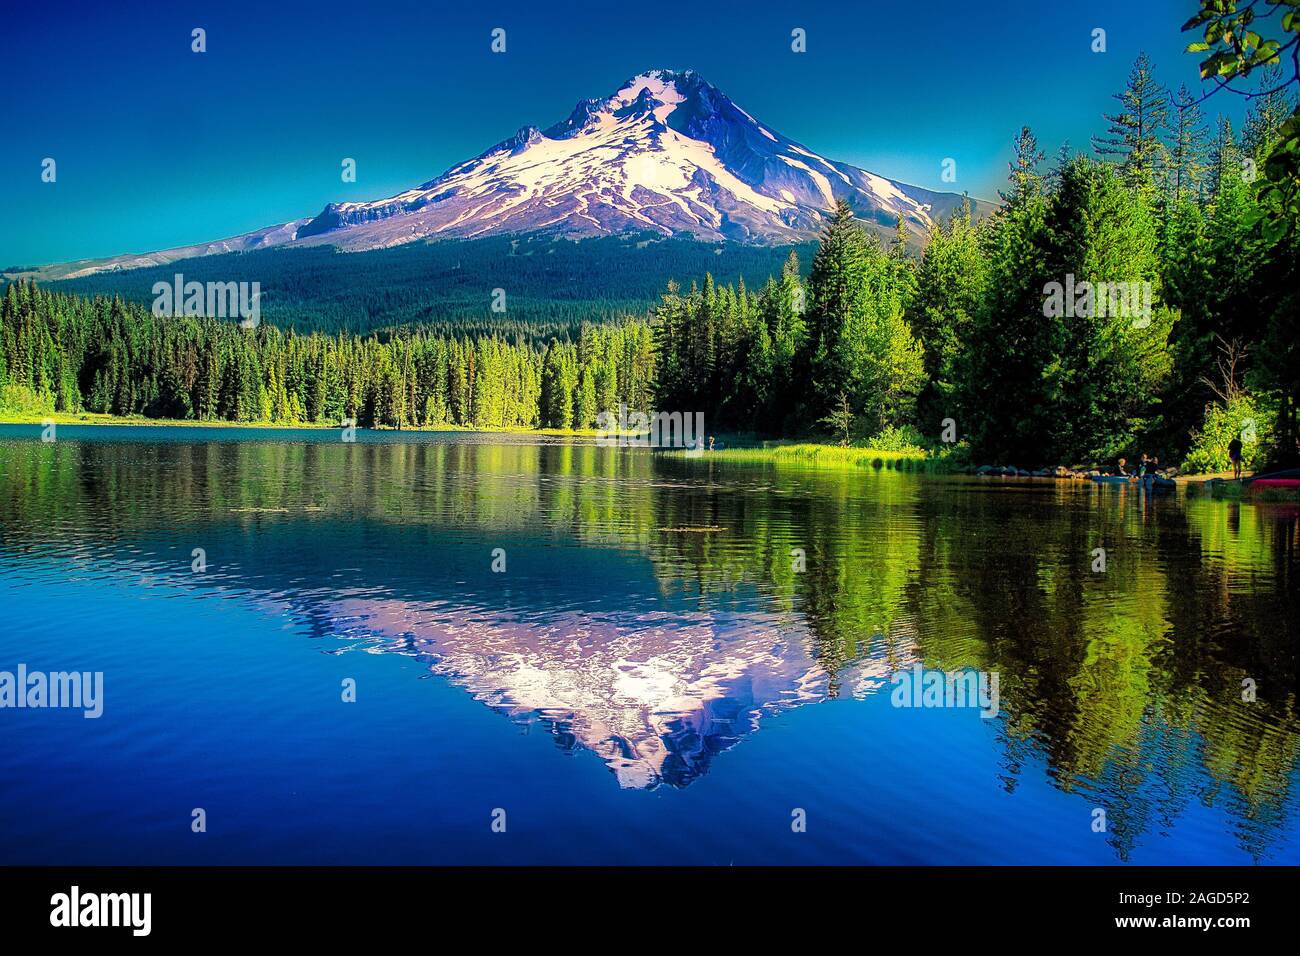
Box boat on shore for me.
[1187,468,1300,501]
[1244,467,1300,490]
[1088,473,1176,492]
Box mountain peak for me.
[289,67,986,247]
[613,69,698,105]
[21,70,989,279]
[546,70,706,138]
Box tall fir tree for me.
[1092,52,1171,193]
[1168,85,1211,203]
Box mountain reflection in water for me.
[1,427,1298,863]
[332,598,904,789]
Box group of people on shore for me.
[1115,439,1245,480]
[1114,454,1162,478]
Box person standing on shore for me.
[1228,437,1243,480]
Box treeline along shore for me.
[2,55,1297,473]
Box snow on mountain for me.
[18,70,985,280]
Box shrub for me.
[0,384,55,416]
[1181,393,1275,475]
[862,424,929,454]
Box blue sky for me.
[0,0,1242,266]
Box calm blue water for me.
[1,425,1298,864]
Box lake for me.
[1,425,1298,864]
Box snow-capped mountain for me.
[21,70,984,280]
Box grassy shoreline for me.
[1,414,949,470]
[701,443,949,471]
[4,416,1288,494]
[0,411,325,428]
[0,411,612,437]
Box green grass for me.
[702,442,952,472]
[0,410,627,438]
[0,410,333,428]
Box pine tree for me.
[574,361,597,429]
[1168,85,1211,203]
[959,127,1053,463]
[806,200,924,435]
[1092,52,1170,192]
[1241,64,1298,162]
[807,200,870,418]
[908,198,985,431]
[1043,156,1175,458]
